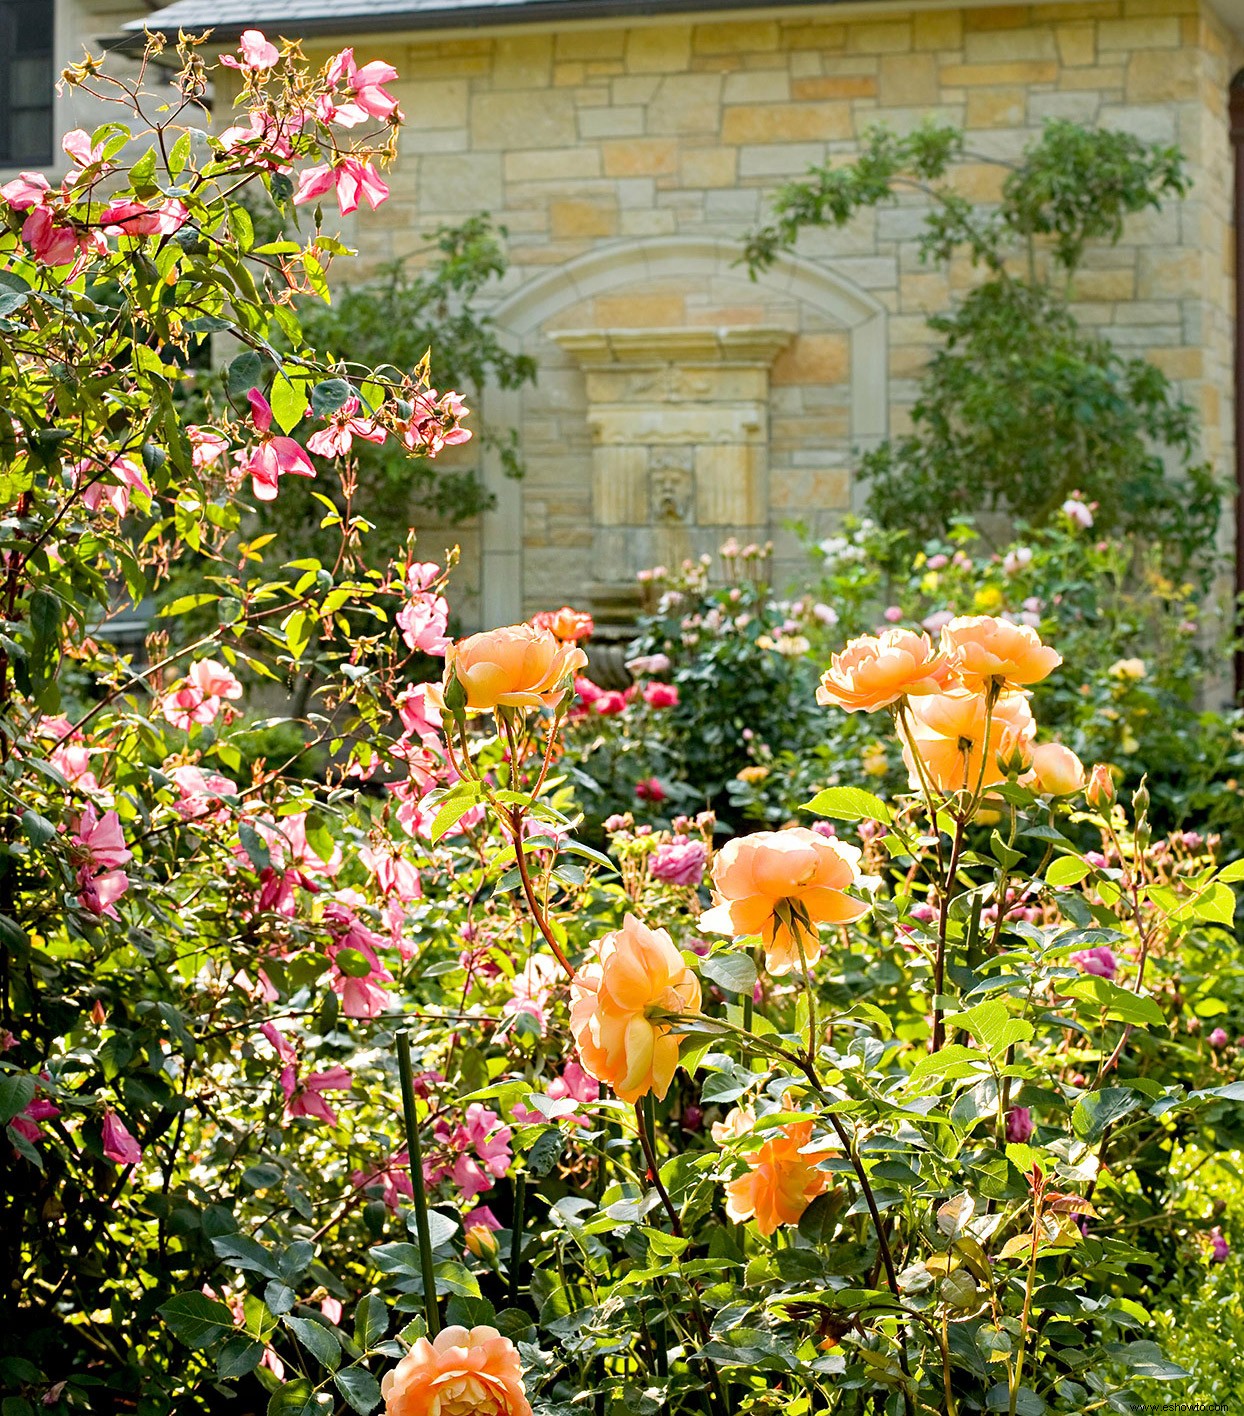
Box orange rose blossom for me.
[444,623,587,712]
[570,913,701,1104]
[381,1324,532,1416]
[699,828,873,976]
[938,614,1062,694]
[816,628,952,713]
[718,1106,832,1236]
[900,690,1036,796]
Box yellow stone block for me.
[783,22,848,51]
[1031,1,1119,16]
[879,53,940,106]
[966,87,1028,127]
[691,20,780,53]
[395,78,468,130]
[964,28,1057,62]
[1055,22,1096,66]
[1058,64,1126,91]
[1147,346,1204,379]
[847,20,913,53]
[647,73,725,134]
[593,293,687,326]
[966,5,1041,28]
[771,334,850,386]
[914,12,964,50]
[721,103,853,143]
[1098,16,1181,47]
[471,90,577,147]
[625,25,692,74]
[951,162,1008,201]
[680,146,739,187]
[556,29,626,60]
[1072,267,1137,301]
[550,200,619,239]
[1125,48,1198,101]
[553,63,584,86]
[492,34,553,88]
[792,75,879,100]
[504,148,601,181]
[939,61,1059,85]
[602,138,680,176]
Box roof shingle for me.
[128,0,833,38]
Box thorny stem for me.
[932,814,967,1053]
[396,1031,440,1338]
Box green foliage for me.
[747,120,1220,573]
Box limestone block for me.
[621,209,681,236]
[769,467,851,511]
[705,188,762,222]
[722,70,791,102]
[1055,22,1097,65]
[1136,247,1203,298]
[722,103,853,144]
[1072,267,1138,301]
[578,106,645,139]
[647,73,724,135]
[913,12,964,49]
[1029,90,1101,122]
[771,334,850,386]
[940,61,1059,85]
[611,75,664,104]
[1057,64,1126,92]
[691,20,780,53]
[603,138,679,176]
[847,21,913,52]
[592,294,688,326]
[626,26,692,74]
[966,87,1028,127]
[1125,49,1198,101]
[782,22,848,51]
[695,443,766,524]
[1098,16,1182,47]
[420,152,501,210]
[593,404,764,445]
[964,28,1057,62]
[491,33,553,89]
[557,29,626,61]
[680,146,739,188]
[550,199,619,239]
[396,78,468,130]
[471,90,577,148]
[504,148,602,181]
[792,75,879,100]
[879,53,940,106]
[738,143,829,178]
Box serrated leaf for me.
[286,1315,340,1369]
[160,1291,236,1348]
[803,786,892,824]
[353,1292,387,1349]
[334,1367,382,1414]
[310,379,353,418]
[699,951,757,996]
[0,1073,36,1126]
[1072,1087,1142,1144]
[1047,856,1092,887]
[227,351,264,401]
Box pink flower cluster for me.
[71,806,131,919]
[649,837,707,887]
[325,898,393,1018]
[1070,945,1118,980]
[397,562,450,656]
[426,1103,513,1201]
[161,659,243,731]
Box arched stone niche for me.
[478,236,888,626]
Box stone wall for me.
[291,0,1240,627]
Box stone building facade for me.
[134,0,1242,630]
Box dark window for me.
[0,1,54,166]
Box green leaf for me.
[699,951,757,997]
[216,1334,263,1379]
[271,371,310,434]
[430,787,482,843]
[160,1291,236,1349]
[525,1127,565,1178]
[1047,856,1092,887]
[1072,1087,1142,1144]
[0,1073,36,1126]
[1059,976,1167,1029]
[334,1367,382,1415]
[286,1315,340,1369]
[952,998,1034,1056]
[310,379,353,418]
[907,1044,989,1088]
[227,351,264,401]
[803,786,892,824]
[211,1232,281,1279]
[353,1292,387,1350]
[267,1381,332,1416]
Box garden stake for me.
[509,1170,526,1306]
[396,1029,440,1338]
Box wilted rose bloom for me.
[722,1112,831,1236]
[642,681,679,709]
[102,1109,142,1166]
[1024,742,1086,796]
[1070,946,1117,980]
[570,914,701,1104]
[699,828,872,976]
[650,838,707,888]
[817,629,951,714]
[444,624,587,712]
[382,1326,532,1416]
[530,606,594,642]
[1210,1028,1230,1050]
[940,615,1062,693]
[1005,1106,1033,1143]
[901,690,1035,796]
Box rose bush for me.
[4,31,1244,1416]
